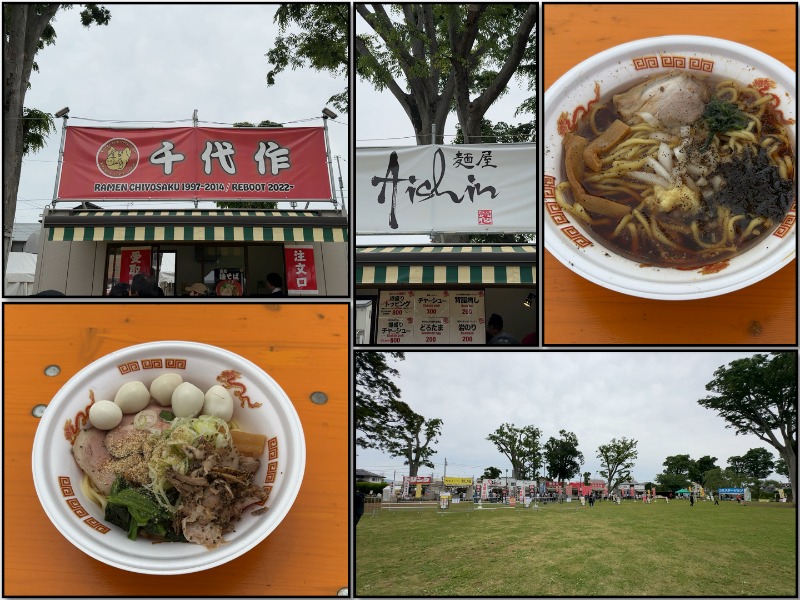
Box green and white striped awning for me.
[43,210,348,243]
[356,245,536,285]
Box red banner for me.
[57,126,332,201]
[284,246,318,293]
[119,247,151,285]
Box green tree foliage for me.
[452,119,535,144]
[543,430,584,488]
[356,481,387,496]
[356,3,536,144]
[381,402,443,478]
[726,455,747,478]
[355,351,404,449]
[583,471,592,486]
[21,107,55,154]
[698,352,797,504]
[654,454,694,491]
[739,447,776,498]
[265,4,349,112]
[486,423,543,480]
[690,455,719,486]
[3,3,110,276]
[597,437,638,494]
[703,467,738,493]
[482,466,502,479]
[215,120,283,210]
[354,351,442,477]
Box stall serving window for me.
[104,244,285,297]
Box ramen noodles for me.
[557,71,795,268]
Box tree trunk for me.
[785,448,797,505]
[3,4,60,279]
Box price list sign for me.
[376,291,415,344]
[450,291,485,344]
[377,290,485,345]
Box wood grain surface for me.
[543,3,798,345]
[3,303,348,596]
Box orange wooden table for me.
[3,303,348,596]
[543,3,798,345]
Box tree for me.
[215,120,283,210]
[355,351,404,449]
[543,430,584,490]
[691,455,718,486]
[486,423,542,479]
[265,3,349,112]
[482,466,501,480]
[703,467,738,493]
[3,3,111,277]
[356,4,536,144]
[698,352,797,503]
[740,447,776,498]
[654,454,694,492]
[726,455,747,480]
[381,401,443,477]
[597,437,638,494]
[582,471,591,486]
[452,119,534,144]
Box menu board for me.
[376,290,485,344]
[450,291,485,344]
[376,291,415,344]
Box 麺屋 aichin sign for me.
[356,144,536,234]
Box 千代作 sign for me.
[57,126,332,201]
[356,143,536,234]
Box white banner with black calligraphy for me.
[356,144,537,234]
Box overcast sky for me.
[354,8,537,245]
[15,4,348,225]
[356,351,788,485]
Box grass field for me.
[355,500,797,597]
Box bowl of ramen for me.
[544,36,796,299]
[32,341,305,574]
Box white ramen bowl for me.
[544,36,796,300]
[32,341,305,575]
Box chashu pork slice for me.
[613,71,711,128]
[72,427,116,495]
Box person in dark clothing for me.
[486,313,520,344]
[266,272,285,297]
[355,491,365,526]
[690,492,695,507]
[131,273,159,297]
[109,282,130,297]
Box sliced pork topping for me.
[613,71,711,128]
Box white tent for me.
[4,252,37,296]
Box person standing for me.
[355,490,365,526]
[266,272,285,297]
[485,313,520,344]
[690,492,695,507]
[131,273,159,297]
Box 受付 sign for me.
[356,144,536,234]
[58,126,331,201]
